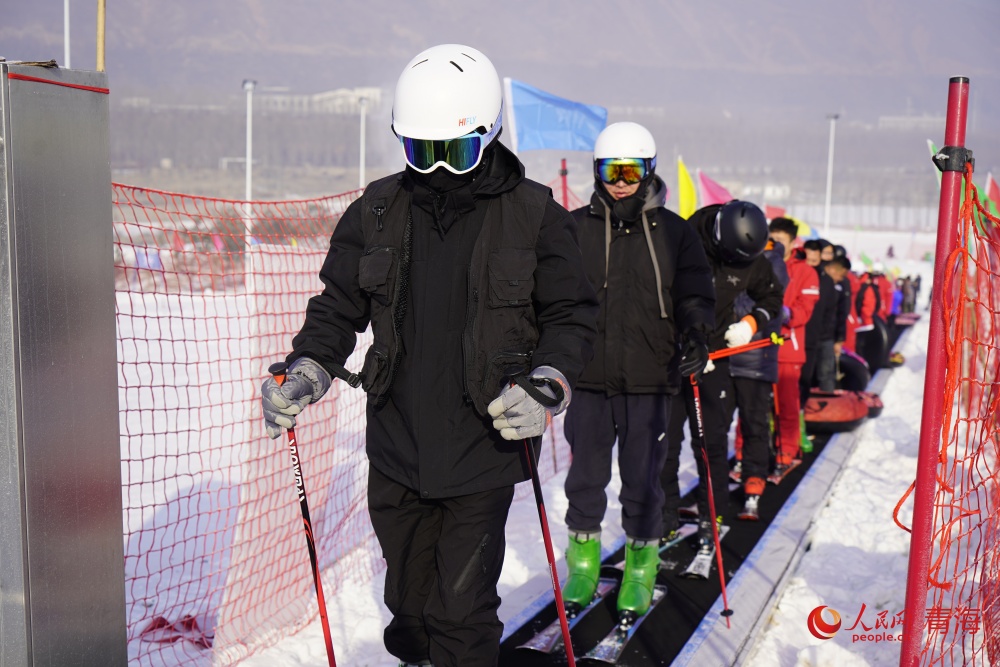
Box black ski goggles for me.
[398,109,503,174]
[594,157,656,185]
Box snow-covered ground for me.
[241,243,937,666]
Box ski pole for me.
[708,332,784,361]
[269,362,338,667]
[513,376,576,667]
[689,374,734,627]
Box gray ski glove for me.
[487,366,570,441]
[261,357,332,439]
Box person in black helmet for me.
[660,201,784,539]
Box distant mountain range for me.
[6,0,999,122]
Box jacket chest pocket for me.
[359,247,396,303]
[487,248,536,308]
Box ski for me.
[767,459,802,485]
[516,578,618,654]
[679,526,730,580]
[580,585,667,664]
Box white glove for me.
[703,359,716,375]
[261,357,332,439]
[487,366,570,440]
[724,319,754,348]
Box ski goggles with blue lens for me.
[398,108,503,174]
[594,157,656,185]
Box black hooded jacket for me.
[572,176,715,395]
[288,143,598,498]
[688,205,785,353]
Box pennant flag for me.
[677,156,697,219]
[503,78,607,153]
[764,204,786,220]
[927,139,942,186]
[985,172,1000,217]
[697,169,734,206]
[792,217,819,241]
[859,251,873,268]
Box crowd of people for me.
[258,43,918,667]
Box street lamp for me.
[243,79,257,202]
[359,96,368,190]
[64,0,70,68]
[823,113,840,236]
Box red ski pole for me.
[689,374,734,627]
[708,332,784,361]
[512,376,576,666]
[269,362,337,667]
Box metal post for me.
[359,97,367,190]
[243,79,256,202]
[64,0,71,69]
[96,0,105,71]
[898,76,970,667]
[822,113,839,236]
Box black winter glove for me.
[678,334,710,383]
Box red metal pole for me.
[560,158,569,209]
[898,76,969,667]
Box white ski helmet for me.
[392,44,503,174]
[593,122,657,162]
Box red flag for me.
[764,204,786,221]
[697,169,734,206]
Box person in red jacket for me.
[767,218,819,479]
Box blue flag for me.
[504,78,607,153]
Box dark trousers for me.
[733,376,773,485]
[815,339,836,391]
[563,390,672,541]
[368,465,513,667]
[800,345,819,406]
[660,362,733,531]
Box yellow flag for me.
[677,156,697,219]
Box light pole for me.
[63,0,70,68]
[359,96,367,190]
[823,113,840,236]
[243,79,257,202]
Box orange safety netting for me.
[899,167,1000,665]
[113,183,573,665]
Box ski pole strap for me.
[512,374,565,409]
[268,360,363,389]
[707,332,785,361]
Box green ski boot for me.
[799,411,814,454]
[562,530,601,614]
[616,538,660,626]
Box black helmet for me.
[713,200,769,263]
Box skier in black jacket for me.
[801,239,839,406]
[660,202,783,535]
[261,44,598,667]
[560,122,715,627]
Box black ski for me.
[516,578,618,654]
[679,526,730,580]
[579,585,668,664]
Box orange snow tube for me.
[804,390,869,433]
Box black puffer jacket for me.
[688,205,785,353]
[572,176,715,396]
[804,260,839,346]
[288,143,598,498]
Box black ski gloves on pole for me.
[678,332,710,383]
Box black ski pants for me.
[660,360,733,531]
[368,465,513,667]
[563,390,672,541]
[733,375,773,485]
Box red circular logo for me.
[807,605,842,640]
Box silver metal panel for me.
[0,61,31,667]
[0,64,126,666]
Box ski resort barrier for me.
[113,183,573,665]
[898,76,1000,667]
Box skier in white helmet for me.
[560,121,715,627]
[261,44,597,667]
